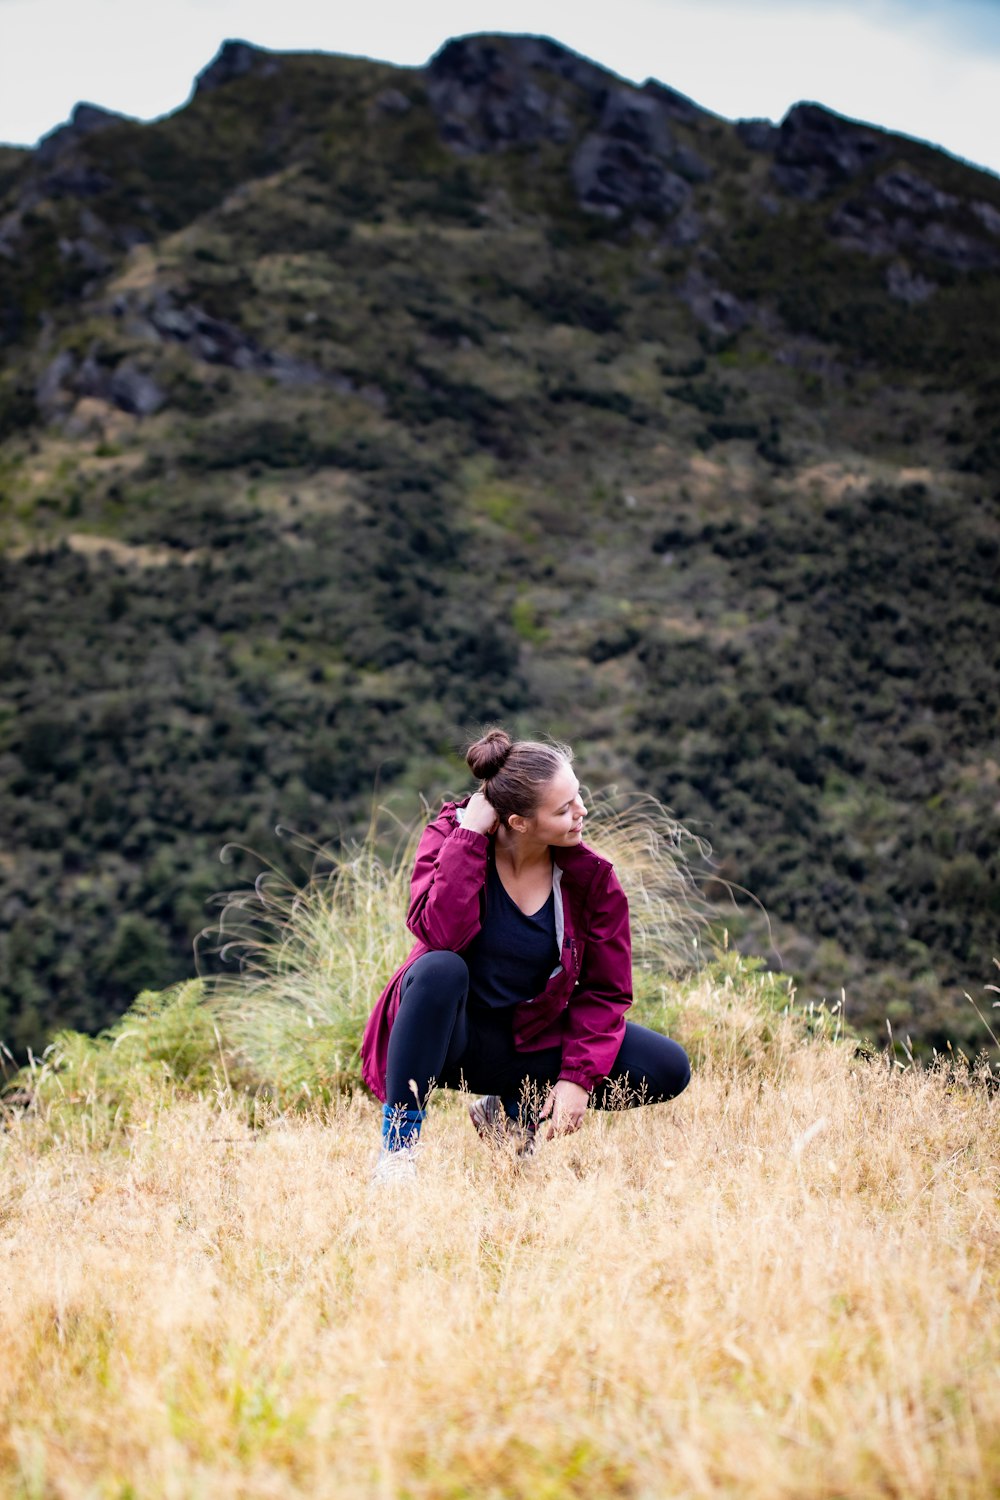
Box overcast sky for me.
[1,0,998,177]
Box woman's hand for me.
[464,790,499,836]
[539,1079,589,1139]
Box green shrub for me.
[7,981,219,1146]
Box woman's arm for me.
[404,793,496,951]
[557,867,633,1093]
[539,1078,590,1137]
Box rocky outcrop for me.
[33,286,345,424]
[886,261,936,305]
[662,207,703,247]
[137,292,330,386]
[57,234,111,275]
[773,104,887,199]
[601,89,673,158]
[736,118,779,151]
[42,164,115,200]
[572,134,690,220]
[193,39,282,96]
[425,34,709,225]
[499,34,614,98]
[146,295,271,369]
[640,79,710,126]
[103,361,166,416]
[916,220,999,271]
[572,88,691,222]
[373,89,413,117]
[827,200,897,258]
[679,271,752,337]
[0,210,24,261]
[425,35,585,153]
[828,166,1000,271]
[25,103,124,208]
[0,101,127,293]
[35,349,165,419]
[674,146,712,183]
[971,200,1000,237]
[35,351,77,416]
[36,103,127,165]
[875,167,957,215]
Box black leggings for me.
[385,950,691,1116]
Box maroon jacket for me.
[360,798,633,1100]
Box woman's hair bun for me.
[466,726,512,782]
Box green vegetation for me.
[5,798,840,1147]
[0,36,997,1056]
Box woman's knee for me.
[604,1026,690,1106]
[660,1038,691,1099]
[400,950,469,1013]
[638,1034,690,1101]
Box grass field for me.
[2,807,997,1497]
[2,967,998,1499]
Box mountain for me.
[0,34,997,1055]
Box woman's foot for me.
[468,1095,537,1157]
[371,1147,419,1186]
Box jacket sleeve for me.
[405,813,489,952]
[558,866,632,1091]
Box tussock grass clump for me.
[197,791,715,1104]
[200,818,424,1104]
[582,786,710,980]
[4,792,720,1139]
[6,792,831,1138]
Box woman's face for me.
[522,761,587,846]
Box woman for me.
[362,727,691,1181]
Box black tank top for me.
[466,853,558,1008]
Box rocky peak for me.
[773,103,887,199]
[599,88,673,158]
[193,39,281,97]
[424,33,608,154]
[735,118,779,152]
[424,33,713,158]
[425,33,707,227]
[640,79,711,126]
[36,102,128,165]
[430,34,613,98]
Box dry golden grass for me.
[3,805,997,1496]
[2,984,998,1500]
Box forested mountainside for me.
[0,33,997,1055]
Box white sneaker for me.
[371,1147,419,1186]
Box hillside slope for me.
[0,34,998,1051]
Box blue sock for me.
[503,1095,537,1128]
[382,1104,425,1152]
